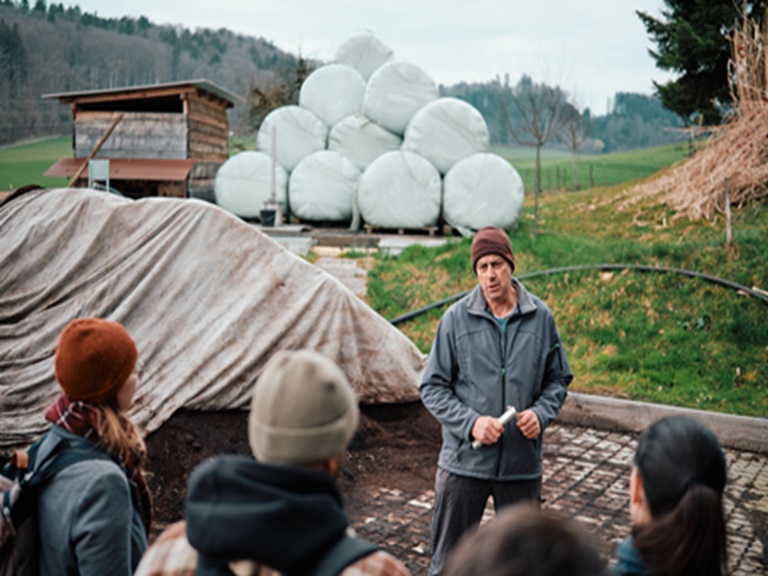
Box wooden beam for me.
[68,113,124,187]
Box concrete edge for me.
[560,392,768,454]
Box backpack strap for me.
[8,451,28,472]
[2,433,114,530]
[309,534,380,576]
[29,440,112,488]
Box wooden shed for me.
[43,79,242,199]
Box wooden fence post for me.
[724,177,732,245]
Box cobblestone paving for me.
[347,422,767,575]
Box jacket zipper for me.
[496,316,522,478]
[495,317,506,478]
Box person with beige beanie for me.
[420,226,573,576]
[34,317,151,576]
[135,349,410,576]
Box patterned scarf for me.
[45,393,153,535]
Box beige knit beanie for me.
[248,349,359,465]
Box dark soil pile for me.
[144,401,442,540]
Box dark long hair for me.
[632,415,727,576]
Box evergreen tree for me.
[637,0,767,125]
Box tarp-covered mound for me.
[362,61,439,135]
[335,31,394,80]
[256,105,328,171]
[214,151,288,219]
[289,151,361,222]
[328,113,402,171]
[403,97,490,174]
[443,153,525,232]
[0,188,426,449]
[355,151,441,229]
[299,64,366,128]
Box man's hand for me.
[516,409,541,439]
[471,415,504,447]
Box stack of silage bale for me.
[214,31,524,234]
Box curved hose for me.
[390,263,768,325]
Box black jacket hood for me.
[185,455,350,574]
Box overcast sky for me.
[67,0,672,115]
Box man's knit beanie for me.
[470,226,515,274]
[54,318,138,404]
[249,349,359,465]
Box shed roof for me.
[44,158,196,182]
[42,79,243,108]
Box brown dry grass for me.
[619,11,768,220]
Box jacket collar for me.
[466,278,537,317]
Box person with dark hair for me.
[37,318,152,576]
[420,226,573,576]
[444,504,609,576]
[613,415,728,576]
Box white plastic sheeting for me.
[403,97,490,174]
[0,188,427,450]
[442,153,525,232]
[214,151,288,219]
[256,106,328,172]
[335,32,394,80]
[328,113,402,171]
[355,151,441,229]
[289,151,361,222]
[298,64,366,128]
[362,61,439,135]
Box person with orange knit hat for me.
[420,226,573,576]
[34,317,151,576]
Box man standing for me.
[420,226,573,576]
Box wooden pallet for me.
[363,224,441,236]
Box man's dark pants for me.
[428,468,542,576]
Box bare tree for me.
[501,75,567,235]
[559,101,591,191]
[244,54,313,133]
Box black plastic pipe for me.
[389,263,768,325]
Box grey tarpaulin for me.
[0,188,426,449]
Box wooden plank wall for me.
[187,93,229,163]
[74,112,188,159]
[186,92,229,200]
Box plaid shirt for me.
[135,521,411,576]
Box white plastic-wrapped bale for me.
[356,150,441,229]
[299,64,366,128]
[442,153,524,232]
[403,97,490,174]
[256,106,328,172]
[335,32,394,81]
[362,61,439,135]
[289,150,361,222]
[328,113,402,171]
[214,151,288,219]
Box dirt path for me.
[144,402,766,575]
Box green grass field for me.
[368,175,768,418]
[0,136,690,195]
[0,136,71,192]
[494,142,691,192]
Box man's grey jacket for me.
[420,280,573,481]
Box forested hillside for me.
[0,1,684,152]
[0,1,302,144]
[442,77,684,153]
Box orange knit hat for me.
[54,318,138,404]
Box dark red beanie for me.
[54,318,137,404]
[471,226,515,274]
